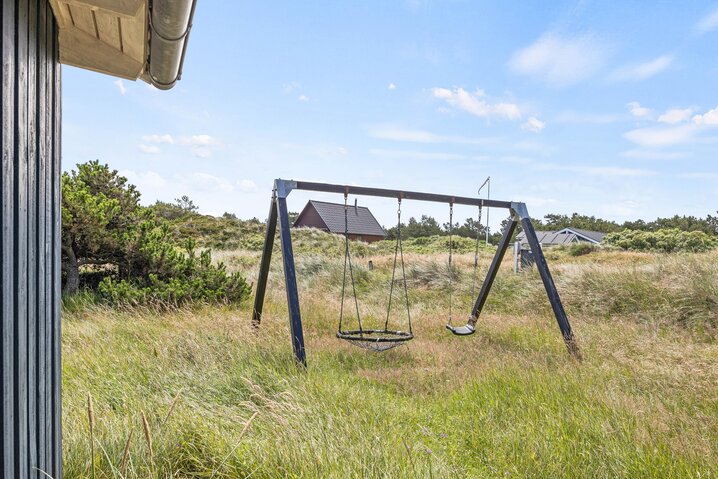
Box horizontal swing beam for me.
[276,179,513,209]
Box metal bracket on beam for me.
[275,179,297,199]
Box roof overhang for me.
[48,0,196,89]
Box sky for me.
[62,0,718,231]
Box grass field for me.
[62,231,718,478]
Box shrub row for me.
[604,228,717,253]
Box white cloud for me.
[508,32,608,86]
[114,79,127,95]
[142,134,174,144]
[175,135,222,158]
[658,108,694,124]
[555,111,624,124]
[182,172,234,193]
[367,124,501,145]
[624,124,698,148]
[621,149,687,160]
[431,87,521,120]
[283,81,300,94]
[679,172,718,181]
[388,83,397,90]
[692,106,718,125]
[627,101,652,119]
[522,117,546,133]
[567,165,655,177]
[119,170,168,192]
[181,135,219,147]
[138,144,161,154]
[610,55,673,81]
[298,94,310,102]
[696,7,718,33]
[369,148,484,161]
[237,179,257,192]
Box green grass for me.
[62,233,718,478]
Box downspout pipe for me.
[147,0,197,90]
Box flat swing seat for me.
[445,323,476,336]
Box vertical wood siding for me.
[1,0,62,477]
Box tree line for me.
[385,211,718,241]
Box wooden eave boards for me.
[48,0,147,79]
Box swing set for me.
[252,179,581,366]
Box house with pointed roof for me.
[516,227,605,246]
[293,200,387,243]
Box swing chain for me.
[338,192,363,336]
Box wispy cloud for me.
[367,124,501,145]
[181,135,220,147]
[627,101,652,119]
[369,148,487,161]
[138,144,161,154]
[508,32,609,86]
[298,94,310,102]
[692,106,718,125]
[554,110,624,124]
[431,87,521,120]
[658,107,694,124]
[142,134,174,144]
[114,79,127,95]
[388,83,397,90]
[624,124,698,148]
[621,149,687,160]
[610,55,673,81]
[521,117,545,133]
[557,165,656,177]
[283,81,301,94]
[696,7,718,33]
[237,179,257,192]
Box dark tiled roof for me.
[516,227,605,245]
[297,200,386,237]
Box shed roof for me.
[295,200,386,237]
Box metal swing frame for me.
[251,179,581,366]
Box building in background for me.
[294,200,387,243]
[516,227,605,247]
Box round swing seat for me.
[445,323,476,336]
[337,329,414,352]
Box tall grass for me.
[61,240,718,478]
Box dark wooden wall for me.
[2,0,62,477]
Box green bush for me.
[97,238,251,308]
[604,228,718,253]
[568,243,596,256]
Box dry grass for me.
[61,245,718,478]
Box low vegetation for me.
[62,225,718,478]
[604,228,718,253]
[59,164,718,477]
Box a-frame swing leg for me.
[513,203,580,360]
[276,187,307,366]
[469,217,518,321]
[251,192,278,328]
[251,187,307,367]
[468,203,580,360]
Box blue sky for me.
[62,1,718,230]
